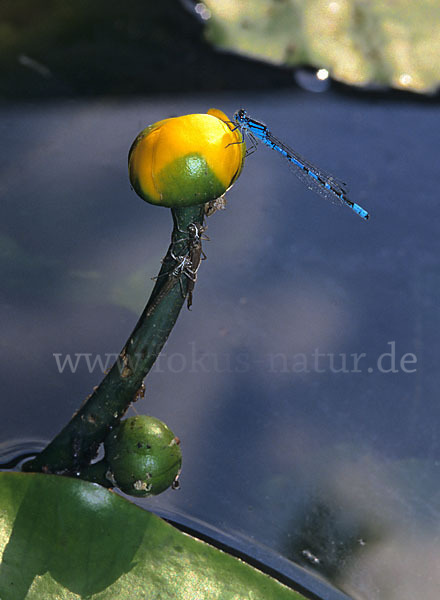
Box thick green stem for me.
[22,204,205,475]
[77,459,113,487]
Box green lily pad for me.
[203,0,440,94]
[0,472,306,599]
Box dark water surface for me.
[1,90,439,600]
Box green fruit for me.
[104,416,182,497]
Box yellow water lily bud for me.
[128,108,245,208]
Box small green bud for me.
[104,416,182,497]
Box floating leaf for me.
[0,473,305,599]
[202,0,440,93]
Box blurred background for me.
[1,2,440,599]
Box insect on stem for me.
[147,222,207,315]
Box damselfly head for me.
[234,108,247,124]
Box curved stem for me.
[22,204,205,475]
[76,459,113,487]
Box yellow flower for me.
[128,108,245,208]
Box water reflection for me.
[1,93,440,600]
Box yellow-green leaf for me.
[0,472,306,600]
[203,0,440,94]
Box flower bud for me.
[128,108,245,208]
[104,416,182,497]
